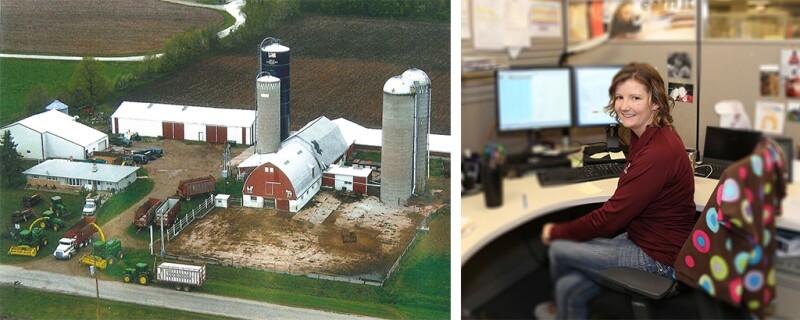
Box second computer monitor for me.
[573,65,623,127]
[495,67,572,132]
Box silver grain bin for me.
[401,68,431,194]
[380,75,416,206]
[256,74,281,154]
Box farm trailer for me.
[177,176,216,200]
[152,198,181,229]
[132,198,161,228]
[123,261,206,291]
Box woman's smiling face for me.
[614,78,657,137]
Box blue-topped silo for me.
[260,38,291,141]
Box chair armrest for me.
[601,267,677,300]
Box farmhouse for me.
[239,116,352,212]
[23,159,139,192]
[111,101,256,145]
[1,110,108,161]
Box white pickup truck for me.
[82,199,97,216]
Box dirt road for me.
[0,264,375,319]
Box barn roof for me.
[112,101,255,128]
[244,140,321,193]
[23,159,138,183]
[5,110,106,147]
[285,116,348,167]
[332,118,451,155]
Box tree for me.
[65,57,112,108]
[23,84,54,117]
[0,130,24,186]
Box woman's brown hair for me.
[603,62,675,128]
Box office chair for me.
[589,138,789,319]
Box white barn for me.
[332,118,451,158]
[1,110,108,160]
[23,159,139,192]
[111,101,256,145]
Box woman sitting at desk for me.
[536,62,695,319]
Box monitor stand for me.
[583,124,628,164]
[605,124,621,153]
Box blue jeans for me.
[549,233,674,319]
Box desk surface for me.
[461,174,800,265]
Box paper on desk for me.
[575,182,603,196]
[610,151,626,160]
[462,216,475,237]
[590,152,609,159]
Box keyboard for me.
[536,162,626,186]
[694,163,727,179]
[776,256,800,278]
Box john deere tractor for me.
[8,228,48,256]
[123,263,152,285]
[79,239,123,270]
[29,211,65,231]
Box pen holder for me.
[482,164,504,208]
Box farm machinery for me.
[53,217,99,260]
[123,261,206,291]
[7,228,48,257]
[79,238,124,270]
[7,214,65,257]
[20,194,69,217]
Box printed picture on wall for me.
[782,48,800,97]
[760,64,780,97]
[668,82,694,103]
[789,101,800,122]
[667,52,691,79]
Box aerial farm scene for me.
[0,1,451,319]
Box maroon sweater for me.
[550,125,696,266]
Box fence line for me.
[166,194,215,241]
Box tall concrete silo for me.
[401,68,431,194]
[260,38,291,141]
[380,75,416,206]
[255,74,281,154]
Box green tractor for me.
[49,196,69,218]
[123,263,152,285]
[79,239,123,270]
[33,211,65,231]
[8,228,48,256]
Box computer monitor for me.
[702,126,763,163]
[572,65,623,152]
[572,65,622,127]
[495,67,572,133]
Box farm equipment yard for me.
[12,139,445,283]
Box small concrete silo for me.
[401,68,431,194]
[380,75,416,206]
[255,74,281,154]
[260,38,291,141]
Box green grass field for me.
[0,58,140,126]
[0,285,231,320]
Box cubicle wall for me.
[569,40,800,159]
[463,39,800,160]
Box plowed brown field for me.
[122,16,452,134]
[0,0,223,55]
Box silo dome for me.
[261,43,290,53]
[383,76,413,95]
[401,68,431,86]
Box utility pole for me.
[90,244,100,320]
